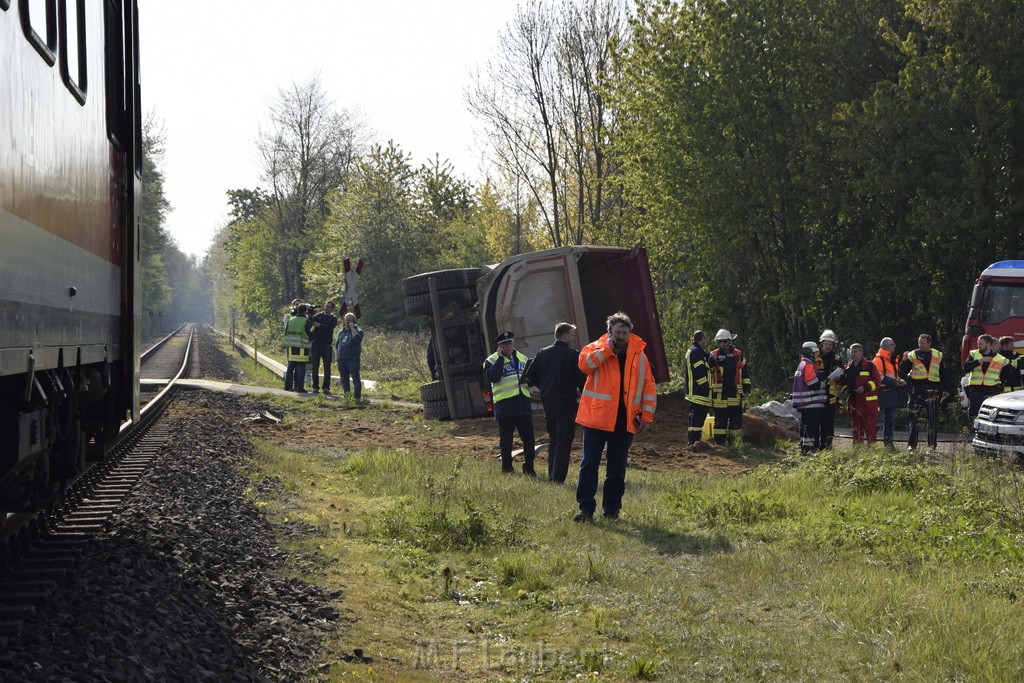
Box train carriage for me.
[1,0,141,512]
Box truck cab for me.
[962,260,1024,364]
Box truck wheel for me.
[423,399,451,420]
[402,268,483,297]
[419,381,447,403]
[404,289,476,316]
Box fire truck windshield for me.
[980,283,1024,324]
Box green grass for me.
[244,429,1024,681]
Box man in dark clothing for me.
[999,336,1022,393]
[900,333,949,450]
[685,330,712,445]
[483,331,536,475]
[335,312,365,400]
[305,300,338,394]
[525,322,586,483]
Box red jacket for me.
[576,333,657,433]
[843,357,880,415]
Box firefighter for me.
[963,334,1014,421]
[709,329,750,445]
[842,343,881,444]
[483,331,536,475]
[899,333,949,449]
[793,341,827,454]
[816,329,843,449]
[684,330,712,445]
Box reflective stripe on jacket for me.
[872,348,902,409]
[483,350,531,403]
[817,351,843,405]
[906,349,942,382]
[285,315,311,362]
[685,344,712,407]
[709,347,749,407]
[576,334,657,433]
[792,358,826,410]
[967,350,1007,387]
[844,357,880,415]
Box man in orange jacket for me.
[573,312,657,522]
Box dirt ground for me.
[249,390,767,477]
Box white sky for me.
[138,0,522,258]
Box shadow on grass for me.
[607,520,733,556]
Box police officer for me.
[483,331,536,475]
[900,333,949,449]
[963,334,1013,420]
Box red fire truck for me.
[962,260,1024,363]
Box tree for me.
[256,74,363,302]
[308,142,423,329]
[140,114,173,327]
[468,0,629,248]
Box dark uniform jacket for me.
[305,312,338,346]
[525,340,585,400]
[685,343,712,406]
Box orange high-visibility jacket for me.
[576,333,657,433]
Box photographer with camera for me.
[335,312,365,400]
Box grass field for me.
[244,425,1024,681]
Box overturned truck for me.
[404,245,669,419]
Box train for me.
[1,0,142,514]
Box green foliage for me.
[613,0,1024,393]
[358,327,432,383]
[140,114,212,331]
[626,656,659,680]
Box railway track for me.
[0,326,196,647]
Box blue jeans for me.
[576,426,633,517]
[285,360,306,392]
[338,357,361,398]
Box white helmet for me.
[819,329,838,344]
[801,341,819,355]
[714,328,735,342]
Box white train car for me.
[1,0,141,512]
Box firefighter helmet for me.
[801,341,819,356]
[819,329,838,344]
[714,328,735,342]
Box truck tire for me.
[404,289,476,316]
[419,381,447,403]
[423,399,451,421]
[402,268,483,297]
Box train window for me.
[59,0,87,105]
[104,0,126,149]
[21,0,57,66]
